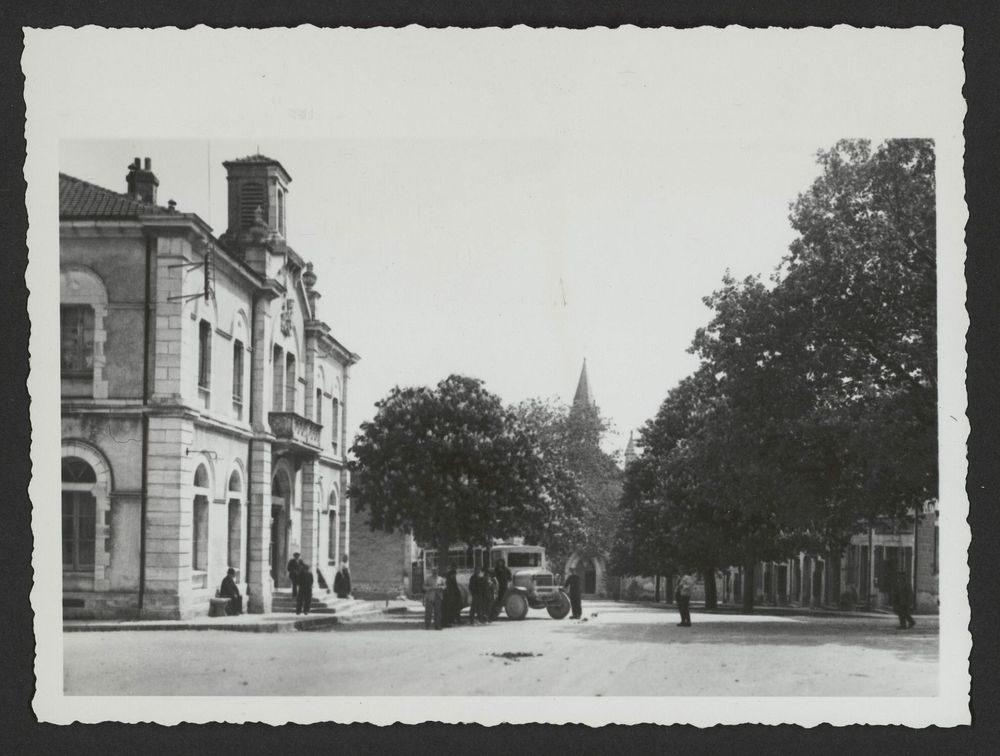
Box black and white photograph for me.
[25,26,968,726]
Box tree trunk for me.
[741,561,755,613]
[703,566,717,609]
[654,575,661,603]
[666,572,674,604]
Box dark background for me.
[1,2,997,752]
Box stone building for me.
[60,154,358,619]
[717,500,939,612]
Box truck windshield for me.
[505,552,541,568]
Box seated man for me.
[219,567,243,615]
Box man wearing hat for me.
[287,552,303,597]
[219,567,243,615]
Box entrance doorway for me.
[580,557,597,594]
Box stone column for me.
[246,438,273,614]
[143,414,195,619]
[300,459,318,570]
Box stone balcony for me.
[268,411,322,456]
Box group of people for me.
[423,558,513,630]
[215,552,353,617]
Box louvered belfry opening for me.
[239,181,265,228]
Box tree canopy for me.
[349,375,549,556]
[614,139,937,609]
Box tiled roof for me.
[59,173,170,219]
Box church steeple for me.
[624,431,638,466]
[573,359,594,408]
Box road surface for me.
[63,601,937,696]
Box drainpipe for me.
[137,233,154,618]
[245,292,257,588]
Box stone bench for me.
[209,597,232,617]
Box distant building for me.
[562,360,612,598]
[60,154,358,619]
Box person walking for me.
[564,566,583,620]
[296,564,314,615]
[287,552,303,598]
[219,567,243,615]
[891,570,916,629]
[675,571,694,627]
[493,558,511,617]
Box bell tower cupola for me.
[222,153,292,241]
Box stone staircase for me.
[270,589,380,620]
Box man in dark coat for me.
[564,566,583,620]
[296,564,314,615]
[493,558,512,616]
[287,552,302,597]
[219,567,243,615]
[891,570,916,629]
[468,567,486,625]
[443,565,462,627]
[334,556,352,598]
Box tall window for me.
[232,340,244,417]
[198,320,212,390]
[227,471,242,577]
[316,389,323,424]
[272,345,284,412]
[277,189,285,236]
[331,397,340,453]
[285,353,296,412]
[62,458,97,570]
[60,305,95,377]
[193,464,210,574]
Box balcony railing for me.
[269,411,322,451]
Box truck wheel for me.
[505,592,529,621]
[547,592,571,620]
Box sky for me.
[50,26,958,457]
[61,136,839,453]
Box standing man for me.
[424,569,445,630]
[485,569,498,623]
[564,566,583,620]
[287,552,302,598]
[468,567,486,625]
[296,564,314,615]
[493,558,511,617]
[891,570,916,629]
[675,570,695,627]
[334,555,352,599]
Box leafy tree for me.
[349,375,548,558]
[512,396,623,572]
[614,139,936,612]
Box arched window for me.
[62,457,97,570]
[232,340,245,418]
[192,464,210,574]
[328,491,340,563]
[330,397,340,454]
[60,266,108,398]
[285,353,296,413]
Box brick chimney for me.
[126,157,159,205]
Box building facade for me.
[60,154,358,620]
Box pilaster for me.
[246,437,273,613]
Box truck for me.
[416,543,571,621]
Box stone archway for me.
[565,552,607,598]
[270,468,293,587]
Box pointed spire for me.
[624,431,638,466]
[573,359,594,408]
